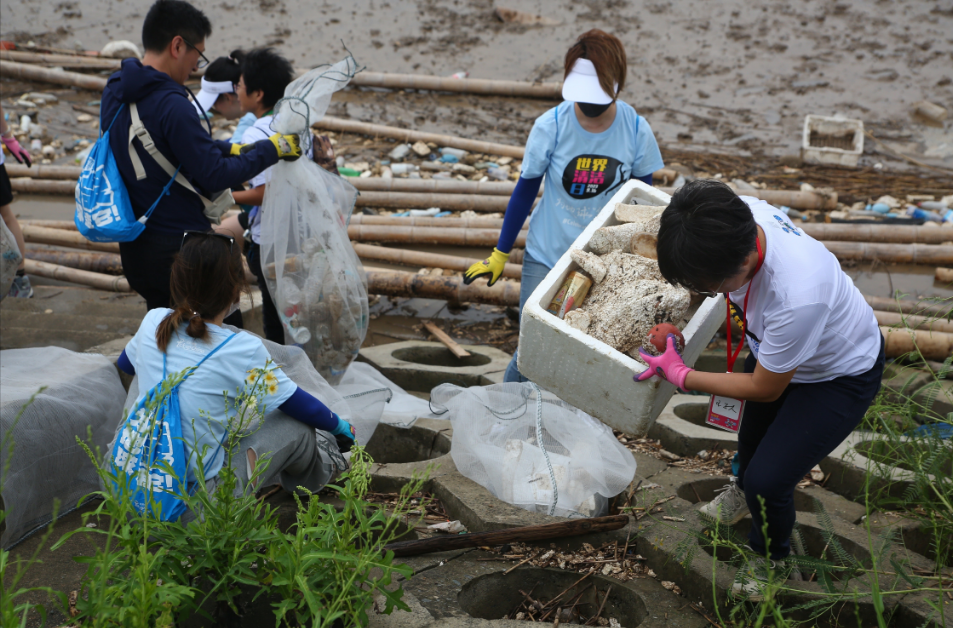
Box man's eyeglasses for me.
[181,36,210,69]
[684,277,727,299]
[181,230,235,252]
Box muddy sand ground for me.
[1,0,952,170]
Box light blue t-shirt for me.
[124,308,297,482]
[522,100,664,269]
[231,112,257,144]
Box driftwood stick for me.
[422,321,471,358]
[366,270,520,307]
[21,224,120,253]
[382,515,629,558]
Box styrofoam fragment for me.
[564,309,591,333]
[582,251,690,357]
[614,203,664,226]
[570,248,606,283]
[589,218,662,254]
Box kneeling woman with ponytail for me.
[115,231,355,509]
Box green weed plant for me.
[3,364,427,627]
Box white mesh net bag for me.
[432,382,636,518]
[0,218,22,301]
[1,347,125,548]
[260,55,367,385]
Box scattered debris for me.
[493,541,652,583]
[493,7,561,26]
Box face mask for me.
[578,101,612,118]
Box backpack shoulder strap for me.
[194,332,238,369]
[128,103,215,209]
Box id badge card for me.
[706,394,745,433]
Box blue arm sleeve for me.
[496,175,543,253]
[117,350,135,375]
[633,173,653,187]
[278,387,337,431]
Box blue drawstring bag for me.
[75,104,180,243]
[110,333,236,521]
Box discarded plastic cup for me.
[391,163,417,175]
[440,147,467,159]
[389,143,411,160]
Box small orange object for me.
[0,41,16,51]
[646,323,684,355]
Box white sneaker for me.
[698,477,750,524]
[731,554,775,601]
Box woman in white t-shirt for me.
[641,179,884,601]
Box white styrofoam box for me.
[800,114,864,167]
[517,180,724,437]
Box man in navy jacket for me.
[100,0,298,316]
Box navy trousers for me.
[736,335,885,559]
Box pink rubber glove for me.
[1,135,32,167]
[634,334,693,391]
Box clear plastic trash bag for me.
[0,218,22,300]
[431,382,637,519]
[1,348,126,548]
[260,55,367,385]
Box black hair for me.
[241,47,295,109]
[204,50,245,84]
[141,0,212,54]
[656,179,758,292]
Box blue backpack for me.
[110,333,236,522]
[74,104,180,243]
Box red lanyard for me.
[725,237,764,373]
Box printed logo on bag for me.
[561,155,626,199]
[773,214,802,236]
[76,162,121,228]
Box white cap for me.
[192,77,234,118]
[561,58,617,105]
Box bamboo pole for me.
[5,164,83,180]
[422,321,471,358]
[22,224,120,253]
[355,191,514,212]
[314,116,526,158]
[881,327,953,361]
[0,60,108,91]
[0,50,121,70]
[353,243,522,278]
[937,267,953,284]
[801,223,953,245]
[822,241,953,265]
[9,179,77,195]
[23,259,131,292]
[350,177,537,197]
[350,71,562,99]
[865,296,951,318]
[874,310,953,334]
[350,214,520,230]
[366,270,520,306]
[25,248,123,274]
[657,187,836,210]
[21,219,78,230]
[383,515,630,558]
[348,224,525,248]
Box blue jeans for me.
[504,250,552,382]
[736,335,885,559]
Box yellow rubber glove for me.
[463,248,510,286]
[228,143,246,156]
[240,133,302,161]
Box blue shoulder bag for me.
[74,104,180,243]
[110,332,236,522]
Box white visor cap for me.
[192,77,235,117]
[561,58,617,105]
